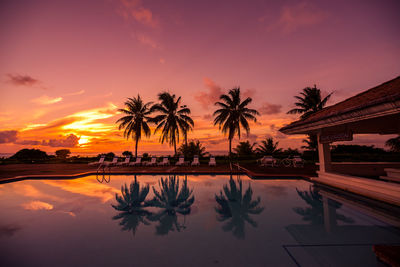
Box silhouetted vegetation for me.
[214,87,259,157]
[116,95,153,157]
[177,140,208,159]
[255,137,282,156]
[385,135,400,152]
[234,141,256,157]
[55,149,71,159]
[215,175,264,239]
[10,149,49,163]
[122,151,133,157]
[149,92,194,155]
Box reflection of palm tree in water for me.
[215,175,264,239]
[148,175,195,235]
[293,186,354,225]
[111,176,151,235]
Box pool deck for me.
[0,163,317,183]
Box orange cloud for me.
[21,200,53,211]
[32,95,63,105]
[117,0,158,28]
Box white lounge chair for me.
[145,157,157,166]
[260,156,275,167]
[209,156,216,166]
[129,157,142,166]
[157,157,170,166]
[117,156,130,166]
[176,156,186,166]
[293,156,304,168]
[88,155,105,166]
[103,156,119,167]
[191,155,200,166]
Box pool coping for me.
[0,166,314,184]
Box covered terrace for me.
[280,76,400,205]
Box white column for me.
[317,132,332,173]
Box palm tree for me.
[111,177,152,235]
[255,137,282,155]
[301,134,318,151]
[116,95,153,158]
[177,140,208,159]
[213,87,259,157]
[287,85,332,119]
[149,92,194,155]
[385,135,400,152]
[147,175,195,235]
[234,141,256,157]
[215,175,264,239]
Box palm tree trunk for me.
[174,138,177,155]
[229,138,232,159]
[135,138,139,158]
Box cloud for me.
[135,33,159,49]
[266,2,327,33]
[42,134,80,147]
[117,0,158,27]
[259,102,282,115]
[242,88,256,99]
[159,58,165,64]
[21,201,53,211]
[6,74,40,87]
[65,90,85,96]
[203,114,212,120]
[31,95,63,105]
[195,78,224,109]
[15,134,80,147]
[0,130,18,143]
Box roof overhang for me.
[280,99,400,135]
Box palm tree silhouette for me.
[213,87,259,157]
[293,186,354,225]
[287,85,332,119]
[215,176,264,239]
[111,177,152,235]
[147,175,195,235]
[149,92,194,155]
[116,95,153,157]
[255,137,282,155]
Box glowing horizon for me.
[1,0,399,155]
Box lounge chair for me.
[145,157,157,166]
[157,157,170,166]
[102,156,119,167]
[88,155,105,166]
[209,156,216,166]
[129,157,142,166]
[293,156,304,168]
[176,156,186,166]
[191,155,200,166]
[260,156,275,167]
[117,156,130,166]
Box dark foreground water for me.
[0,174,399,267]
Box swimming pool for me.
[0,174,399,266]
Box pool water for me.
[0,174,399,266]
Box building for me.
[280,76,400,205]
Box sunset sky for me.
[1,0,399,155]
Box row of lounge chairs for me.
[89,155,217,168]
